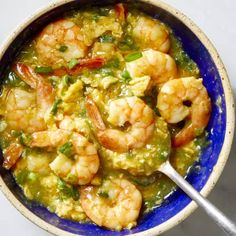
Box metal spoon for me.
[158,161,236,235]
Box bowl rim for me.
[0,0,235,235]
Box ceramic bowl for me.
[0,0,234,235]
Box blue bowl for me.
[0,0,234,235]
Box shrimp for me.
[29,129,99,185]
[3,88,45,133]
[132,16,170,52]
[157,77,211,147]
[3,63,54,133]
[2,143,23,170]
[36,19,87,66]
[86,96,155,153]
[81,178,142,230]
[14,63,55,114]
[126,49,177,87]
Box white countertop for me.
[0,0,235,235]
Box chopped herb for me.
[28,172,38,182]
[22,147,31,157]
[80,108,87,117]
[91,8,109,21]
[121,70,132,83]
[159,151,169,161]
[19,133,32,146]
[118,35,137,50]
[98,191,109,198]
[194,128,204,136]
[154,107,161,116]
[99,7,110,16]
[58,142,73,157]
[34,66,53,74]
[126,152,134,159]
[106,57,120,68]
[51,99,62,115]
[124,36,134,47]
[58,45,68,52]
[11,131,31,146]
[99,34,114,43]
[92,14,100,22]
[68,58,79,69]
[100,68,114,76]
[5,71,27,88]
[11,130,22,138]
[63,75,73,86]
[194,132,211,149]
[0,138,10,149]
[125,52,142,62]
[142,88,157,108]
[16,169,29,185]
[58,179,80,200]
[49,76,60,87]
[143,96,152,107]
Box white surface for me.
[0,0,235,235]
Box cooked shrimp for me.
[86,96,155,153]
[157,77,211,147]
[132,16,170,52]
[3,64,54,133]
[14,63,55,114]
[81,178,142,230]
[36,19,87,65]
[126,49,177,87]
[29,129,99,185]
[3,143,23,169]
[3,88,44,133]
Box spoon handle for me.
[159,161,236,235]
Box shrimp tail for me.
[54,58,106,77]
[14,63,54,111]
[3,143,23,169]
[98,129,129,153]
[13,63,38,89]
[85,97,106,131]
[115,3,127,21]
[172,123,195,148]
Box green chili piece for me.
[51,99,62,115]
[106,57,120,68]
[121,70,132,83]
[58,179,80,200]
[99,34,114,43]
[58,141,73,157]
[125,52,143,62]
[19,133,32,146]
[16,169,29,185]
[63,75,73,86]
[98,191,109,198]
[34,66,53,74]
[68,58,79,69]
[58,45,68,52]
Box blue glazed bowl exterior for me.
[0,0,234,235]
